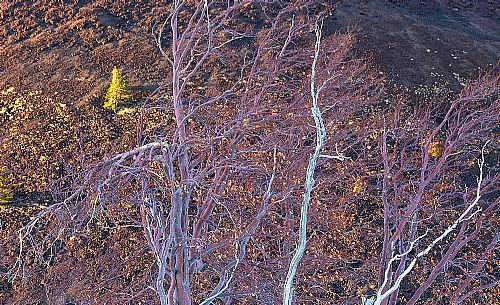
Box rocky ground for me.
[1,0,497,192]
[330,0,499,90]
[1,0,498,100]
[0,0,498,304]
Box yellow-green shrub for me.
[104,67,133,111]
[0,171,13,203]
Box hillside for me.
[0,1,498,304]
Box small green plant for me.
[104,67,132,111]
[0,169,13,203]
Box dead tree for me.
[140,1,318,303]
[364,73,499,305]
[9,1,383,304]
[282,20,352,305]
[9,1,328,304]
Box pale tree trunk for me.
[283,21,349,305]
[368,143,490,305]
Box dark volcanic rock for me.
[330,0,499,90]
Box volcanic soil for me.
[0,0,499,303]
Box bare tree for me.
[8,0,385,301]
[282,20,352,305]
[364,73,499,305]
[9,1,346,304]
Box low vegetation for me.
[104,67,133,111]
[0,1,498,305]
[0,170,13,203]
